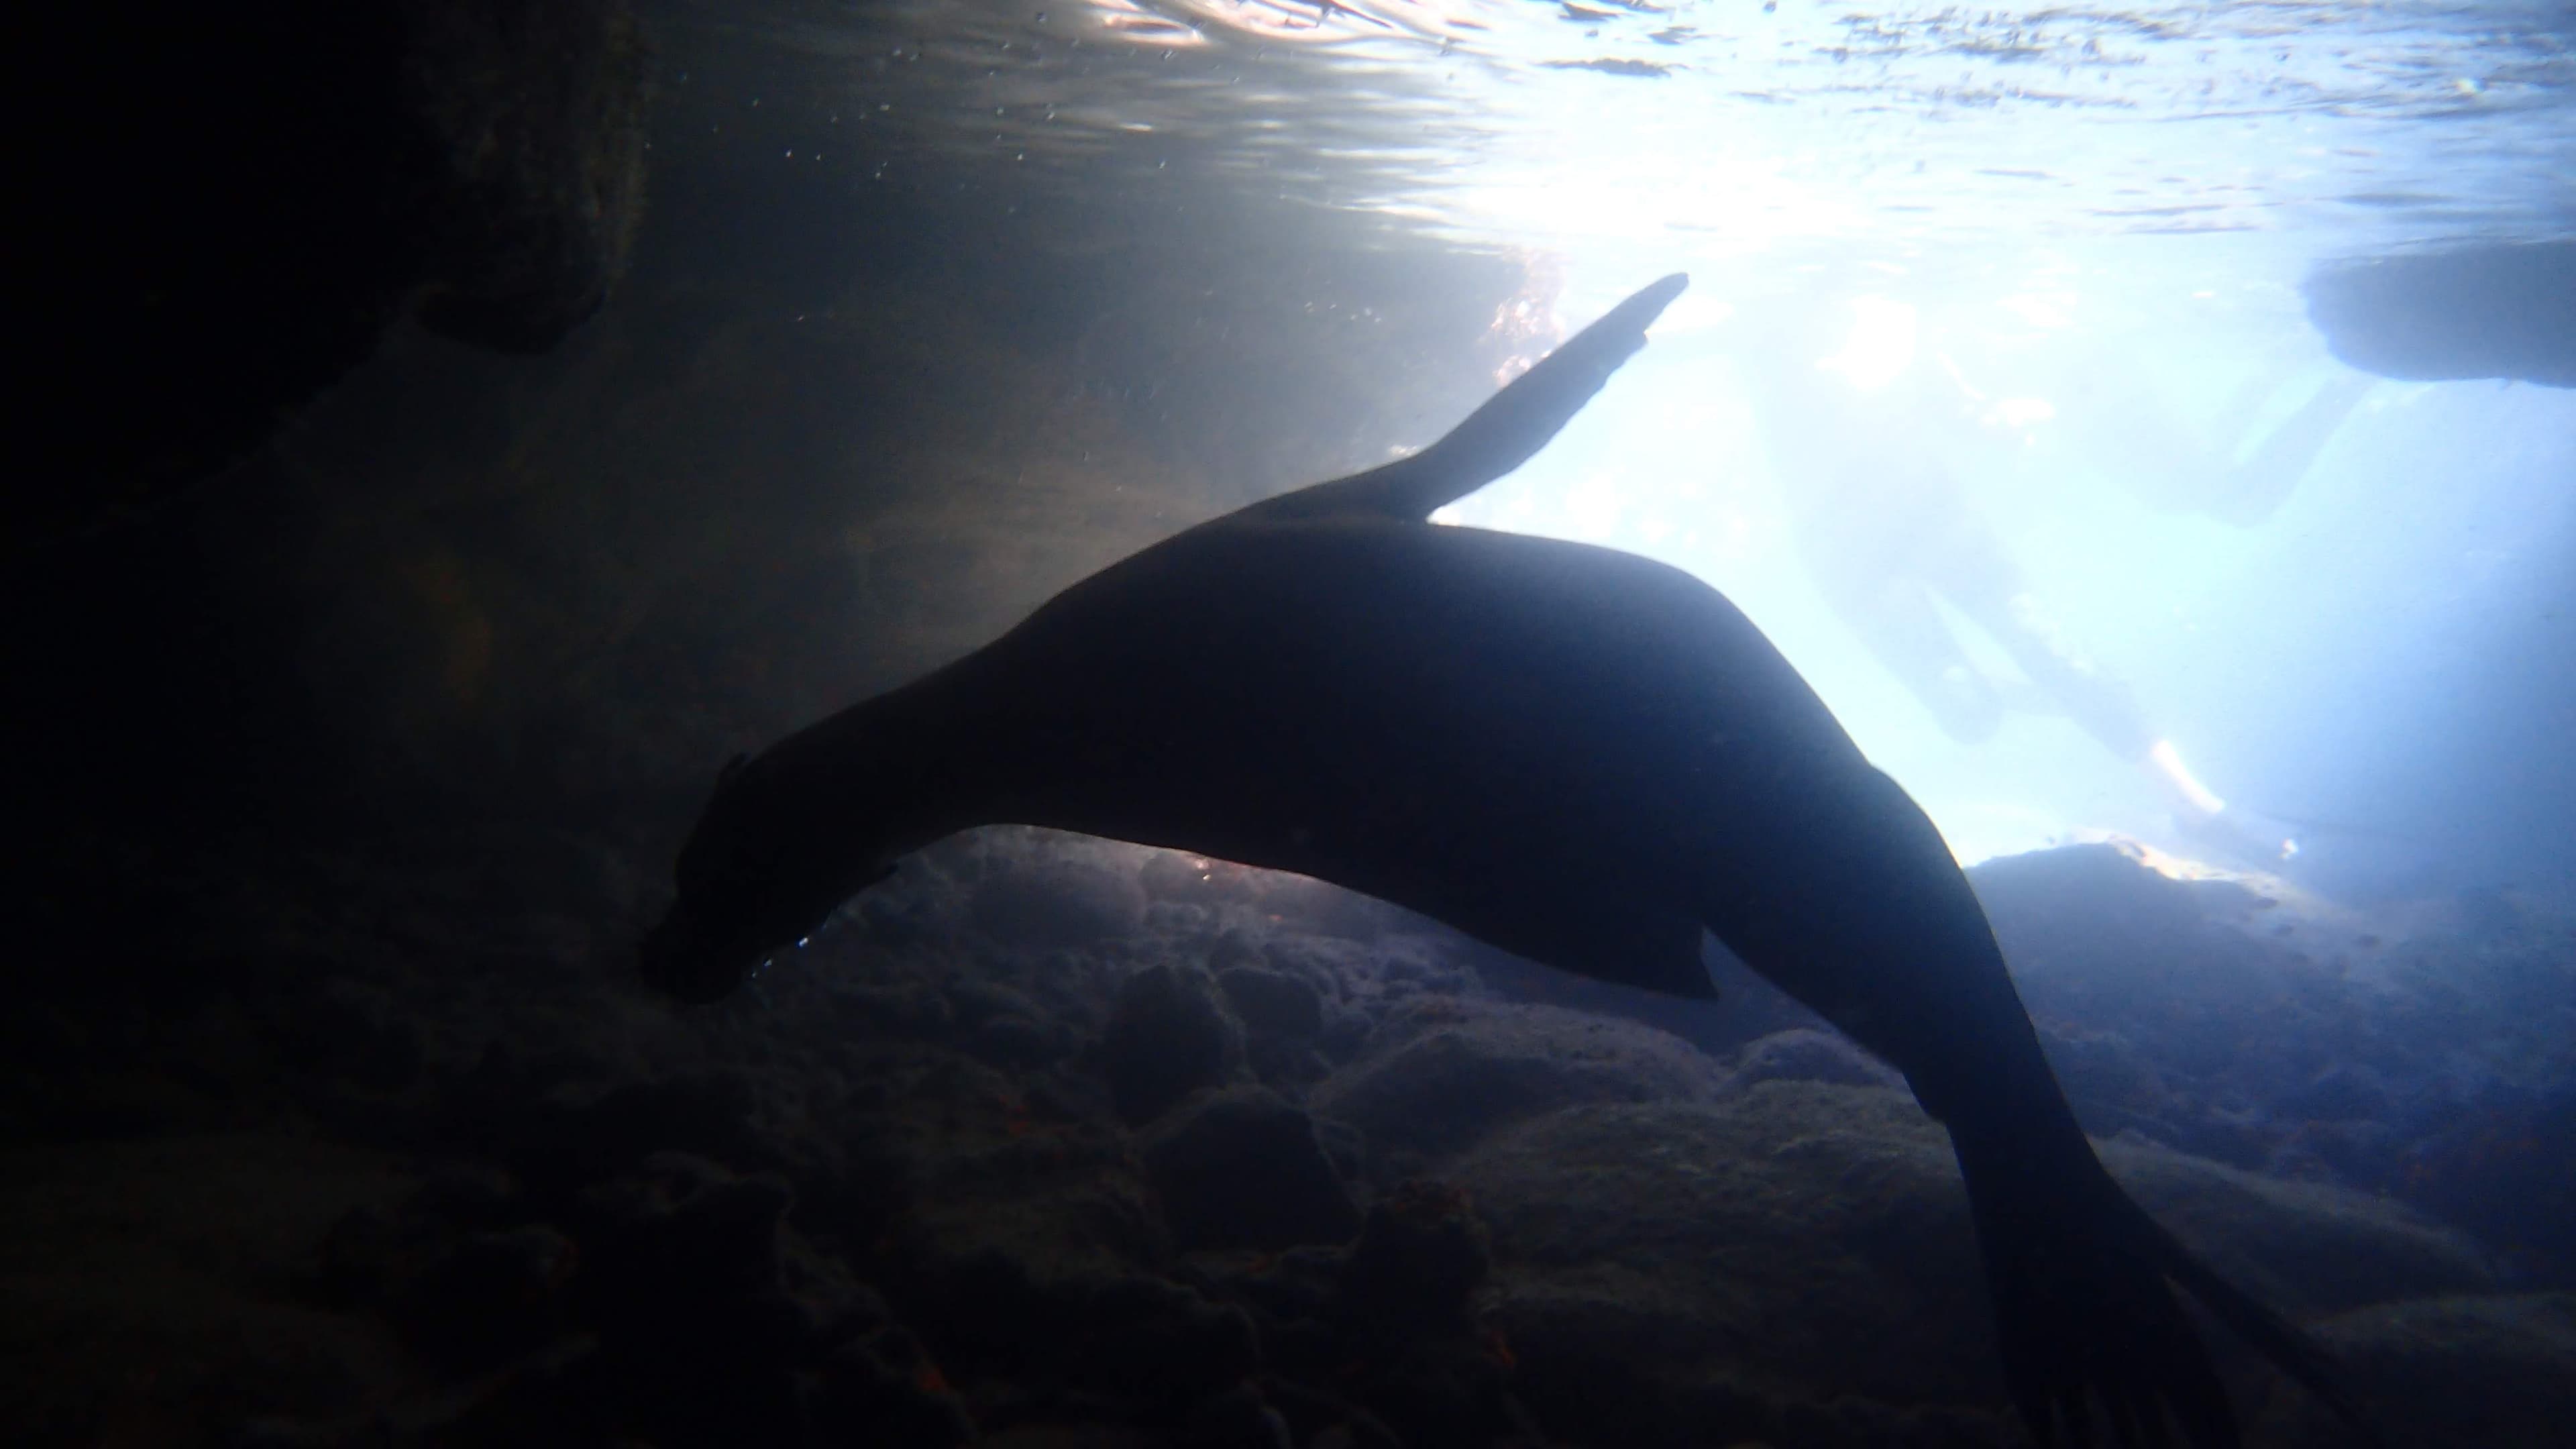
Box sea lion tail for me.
[1405,271,1691,506]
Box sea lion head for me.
[640,751,893,1003]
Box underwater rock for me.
[1140,849,1259,908]
[969,1012,1073,1068]
[1068,1274,1263,1403]
[1458,1085,1995,1411]
[944,979,1078,1067]
[1972,845,2374,1154]
[56,0,648,545]
[273,978,427,1093]
[388,1223,578,1372]
[0,1134,422,1444]
[572,1151,797,1334]
[1218,965,1328,1040]
[385,1333,611,1445]
[945,978,1053,1029]
[1725,1027,1902,1091]
[1256,933,1385,1000]
[1102,963,1246,1124]
[841,980,962,1039]
[567,1153,839,1446]
[2253,1294,2576,1446]
[502,1069,769,1194]
[1474,1275,1825,1449]
[883,1129,1169,1371]
[2393,1081,2576,1287]
[1220,963,1336,1089]
[1972,847,2298,1077]
[1453,1080,2495,1431]
[1137,1086,1362,1252]
[1312,1117,1370,1186]
[1338,1179,1493,1332]
[1259,1379,1413,1449]
[1188,1244,1350,1352]
[1310,1002,1723,1168]
[2303,240,2576,388]
[810,1328,977,1448]
[317,1157,524,1311]
[2282,1064,2394,1122]
[970,849,1151,950]
[399,0,651,354]
[2032,1023,2176,1138]
[2100,1131,2497,1316]
[2268,1116,2401,1191]
[1969,840,2576,1271]
[1181,1383,1300,1449]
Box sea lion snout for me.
[642,843,899,1004]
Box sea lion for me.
[643,276,2369,1446]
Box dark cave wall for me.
[40,0,650,555]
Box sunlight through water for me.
[673,0,2576,879]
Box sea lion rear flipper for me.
[1957,1128,2391,1448]
[1953,1129,2237,1446]
[1238,272,1688,525]
[2149,1209,2391,1447]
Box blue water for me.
[664,0,2576,898]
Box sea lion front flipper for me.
[1238,272,1688,526]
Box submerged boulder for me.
[969,847,1150,950]
[2304,240,2576,388]
[1309,1002,1724,1169]
[1137,1087,1361,1252]
[1338,1179,1493,1332]
[1725,1027,1901,1092]
[1101,963,1246,1124]
[56,0,649,543]
[1066,1273,1263,1404]
[1451,1080,2493,1440]
[0,1134,423,1444]
[2252,1294,2576,1447]
[1218,965,1327,1040]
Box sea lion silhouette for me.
[644,276,2370,1446]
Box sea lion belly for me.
[967,519,1862,987]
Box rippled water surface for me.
[667,0,2574,278]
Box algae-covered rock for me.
[0,1135,425,1444]
[388,1223,578,1372]
[2251,1293,2576,1447]
[1067,1274,1263,1403]
[1309,1002,1725,1169]
[1457,1085,1994,1411]
[1218,965,1328,1040]
[1102,963,1246,1124]
[1138,1086,1360,1252]
[56,0,649,545]
[1338,1179,1492,1332]
[1451,1081,2493,1438]
[969,846,1151,951]
[1726,1027,1902,1092]
[2096,1132,2495,1316]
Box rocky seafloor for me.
[5,831,2572,1449]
